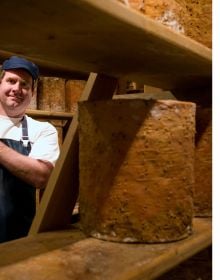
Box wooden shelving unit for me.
[0,0,212,278]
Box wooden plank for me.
[0,0,211,90]
[29,73,117,234]
[0,218,211,280]
[0,225,85,268]
[113,92,176,100]
[26,109,74,120]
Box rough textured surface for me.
[79,99,196,243]
[65,80,86,114]
[124,0,212,48]
[171,87,212,217]
[37,77,66,111]
[194,107,212,216]
[37,77,66,145]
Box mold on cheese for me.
[79,99,196,243]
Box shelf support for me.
[29,73,117,234]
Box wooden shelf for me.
[0,0,211,89]
[0,218,211,280]
[26,109,73,120]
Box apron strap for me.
[21,116,31,150]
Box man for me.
[0,56,60,242]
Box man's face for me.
[0,69,34,117]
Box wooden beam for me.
[113,92,176,100]
[0,0,211,90]
[26,109,74,120]
[29,73,117,234]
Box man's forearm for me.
[0,141,53,189]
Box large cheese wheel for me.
[37,77,66,145]
[194,107,212,216]
[65,80,86,114]
[79,99,195,243]
[119,0,212,48]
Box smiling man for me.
[0,56,60,242]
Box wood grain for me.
[0,0,211,89]
[0,218,211,280]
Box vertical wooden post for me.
[29,73,117,234]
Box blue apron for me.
[0,116,36,243]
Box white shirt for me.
[0,115,60,166]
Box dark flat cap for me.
[2,56,39,80]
